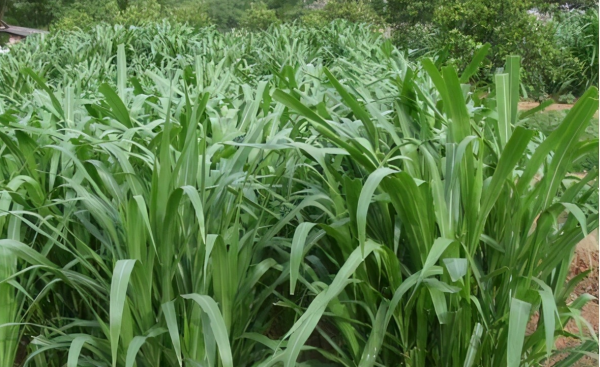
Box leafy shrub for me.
[114,0,163,25]
[51,9,97,31]
[240,2,280,30]
[385,0,437,24]
[302,0,384,28]
[205,0,246,29]
[168,1,212,28]
[555,8,599,91]
[0,33,9,46]
[49,0,120,29]
[391,23,435,52]
[50,0,164,30]
[393,0,587,99]
[508,19,584,99]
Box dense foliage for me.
[301,0,383,28]
[554,8,599,93]
[1,0,598,99]
[390,0,598,99]
[240,2,280,31]
[0,22,598,367]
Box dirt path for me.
[518,102,600,118]
[518,102,575,112]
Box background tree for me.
[1,0,54,26]
[0,0,8,22]
[384,0,437,24]
[203,0,245,29]
[240,1,280,30]
[302,0,383,28]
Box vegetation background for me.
[0,0,598,99]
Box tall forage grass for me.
[0,22,597,367]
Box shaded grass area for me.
[522,109,599,210]
[523,110,598,144]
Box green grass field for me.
[0,22,598,367]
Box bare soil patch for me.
[550,229,599,366]
[518,102,600,118]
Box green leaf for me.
[505,56,521,125]
[162,301,183,367]
[117,44,127,100]
[423,60,471,143]
[357,168,398,254]
[459,43,491,83]
[421,238,455,279]
[181,186,206,243]
[517,87,598,193]
[518,100,554,120]
[531,278,559,358]
[463,323,483,367]
[560,202,589,237]
[182,294,233,367]
[133,196,158,256]
[272,89,332,133]
[495,73,511,147]
[478,127,534,236]
[443,258,467,282]
[211,234,235,333]
[125,328,167,367]
[0,239,57,269]
[110,260,136,367]
[552,340,598,367]
[280,240,379,367]
[358,301,388,367]
[21,67,65,119]
[324,68,378,149]
[507,298,532,367]
[290,222,317,295]
[99,83,132,128]
[443,65,471,142]
[272,89,377,172]
[427,286,449,324]
[67,335,93,367]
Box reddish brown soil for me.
[549,230,599,366]
[518,102,600,118]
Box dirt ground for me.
[518,102,600,118]
[518,102,576,112]
[550,229,599,366]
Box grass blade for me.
[463,323,483,367]
[125,328,167,367]
[505,56,521,125]
[290,222,317,295]
[182,294,233,367]
[358,301,388,367]
[459,44,491,83]
[67,335,93,367]
[495,73,511,147]
[357,168,398,253]
[99,83,132,128]
[110,260,136,367]
[162,301,183,367]
[507,298,532,367]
